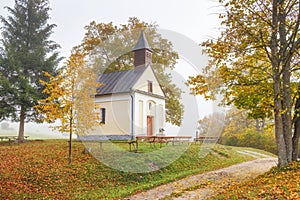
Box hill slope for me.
[0,140,275,199]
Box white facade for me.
[133,91,165,136]
[95,66,165,137]
[95,93,131,135]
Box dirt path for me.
[128,151,277,200]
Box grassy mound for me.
[0,140,267,199]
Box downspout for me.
[130,91,135,140]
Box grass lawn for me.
[212,161,300,199]
[0,140,271,199]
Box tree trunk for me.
[292,97,300,161]
[274,84,288,167]
[293,118,300,160]
[282,77,293,163]
[279,0,293,163]
[261,120,265,133]
[255,119,260,132]
[271,0,289,167]
[18,106,25,143]
[69,117,73,165]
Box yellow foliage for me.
[35,48,102,136]
[187,0,299,121]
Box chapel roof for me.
[96,64,149,95]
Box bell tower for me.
[133,30,152,67]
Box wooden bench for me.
[0,136,17,142]
[194,136,219,144]
[97,140,138,159]
[136,136,192,148]
[136,136,157,145]
[0,136,29,143]
[77,134,139,159]
[167,136,192,144]
[109,140,138,152]
[80,139,138,154]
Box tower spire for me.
[133,30,152,67]
[133,30,152,52]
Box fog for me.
[0,121,69,139]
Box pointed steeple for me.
[133,30,152,52]
[133,31,152,67]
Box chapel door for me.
[147,116,153,136]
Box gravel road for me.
[128,151,277,200]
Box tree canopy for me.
[188,0,300,166]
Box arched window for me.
[149,102,152,110]
[147,100,156,116]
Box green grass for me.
[0,140,273,199]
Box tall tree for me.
[188,0,300,166]
[35,48,100,164]
[0,0,61,142]
[80,17,184,126]
[293,86,300,160]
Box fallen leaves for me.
[0,141,265,199]
[212,161,300,199]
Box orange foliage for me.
[215,161,300,199]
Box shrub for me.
[220,128,277,154]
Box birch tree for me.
[35,49,100,164]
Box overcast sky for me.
[0,0,223,59]
[0,0,224,137]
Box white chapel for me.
[93,31,166,139]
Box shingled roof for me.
[96,64,148,95]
